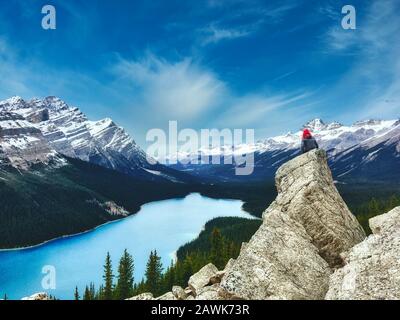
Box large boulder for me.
[172,286,188,300]
[219,211,331,299]
[126,292,154,300]
[268,149,365,267]
[326,206,400,300]
[195,284,223,300]
[188,263,219,296]
[156,292,176,300]
[219,149,365,299]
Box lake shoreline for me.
[0,192,252,252]
[0,193,252,300]
[0,213,138,252]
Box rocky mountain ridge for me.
[128,149,400,300]
[168,118,400,183]
[0,96,188,183]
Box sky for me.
[0,0,399,148]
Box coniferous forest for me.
[77,217,261,300]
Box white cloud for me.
[216,91,313,127]
[199,1,300,45]
[111,54,227,121]
[200,25,252,45]
[323,0,400,120]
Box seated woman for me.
[301,129,319,153]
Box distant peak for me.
[42,96,69,110]
[1,96,25,105]
[353,119,381,126]
[303,118,326,131]
[326,121,343,130]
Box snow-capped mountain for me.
[168,118,400,183]
[0,96,189,182]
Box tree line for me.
[77,227,243,300]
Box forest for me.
[77,217,261,300]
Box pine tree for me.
[145,250,163,296]
[115,249,134,300]
[83,285,90,300]
[74,286,80,300]
[388,195,400,211]
[103,252,114,300]
[161,261,176,293]
[368,198,381,215]
[209,228,225,269]
[89,282,96,300]
[3,293,7,300]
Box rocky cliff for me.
[128,149,400,300]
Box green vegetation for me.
[0,158,189,248]
[335,183,400,234]
[352,195,400,234]
[78,217,261,299]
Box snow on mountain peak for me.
[0,96,151,175]
[303,118,326,131]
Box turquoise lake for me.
[0,193,255,300]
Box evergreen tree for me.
[89,282,96,300]
[387,195,400,211]
[209,228,225,269]
[161,261,176,293]
[115,249,134,300]
[145,250,163,296]
[3,294,7,300]
[83,285,90,300]
[368,198,381,214]
[74,286,80,300]
[102,252,114,300]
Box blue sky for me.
[0,0,399,147]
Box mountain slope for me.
[0,157,190,249]
[0,96,192,183]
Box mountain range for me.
[168,118,400,184]
[1,95,399,248]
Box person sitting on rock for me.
[301,129,319,153]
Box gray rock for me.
[268,149,365,267]
[21,292,50,300]
[172,286,188,300]
[195,284,223,300]
[326,206,400,300]
[188,263,219,296]
[220,211,331,300]
[126,292,154,300]
[156,292,176,300]
[219,150,365,299]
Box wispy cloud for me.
[200,25,252,45]
[323,0,400,120]
[198,0,301,45]
[109,51,315,142]
[216,91,313,127]
[110,53,227,121]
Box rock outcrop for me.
[219,149,365,299]
[21,292,50,300]
[326,206,400,300]
[127,149,399,300]
[188,263,219,296]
